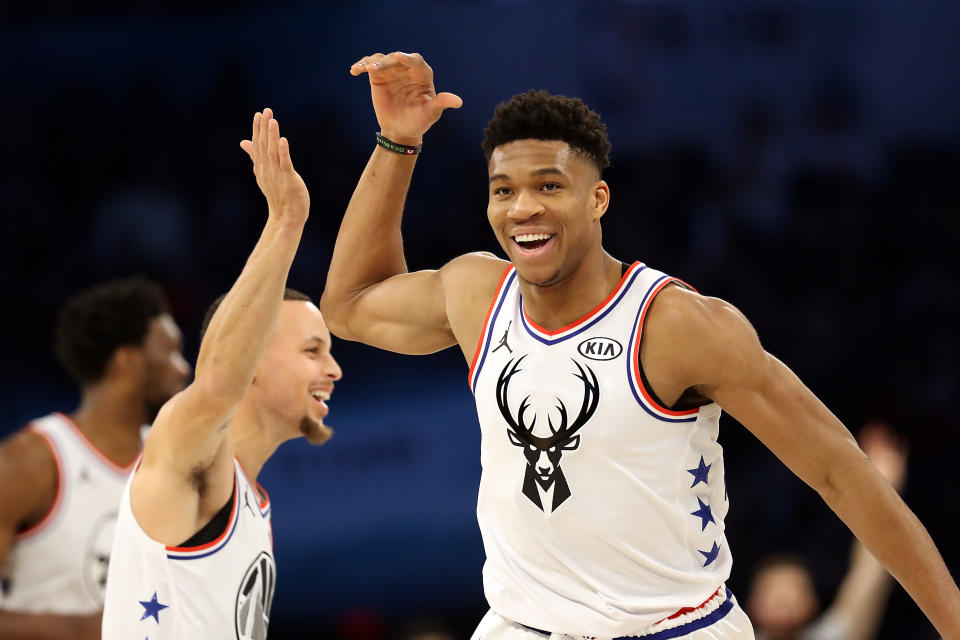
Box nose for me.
[324,353,343,381]
[507,188,544,221]
[174,353,191,381]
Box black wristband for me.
[376,132,422,156]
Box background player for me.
[102,108,342,639]
[0,277,189,639]
[748,423,907,640]
[320,51,960,639]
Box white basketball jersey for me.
[0,412,138,614]
[468,262,733,637]
[102,458,275,640]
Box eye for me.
[492,186,512,197]
[541,182,560,192]
[304,347,320,356]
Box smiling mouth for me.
[512,233,555,253]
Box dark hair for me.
[54,276,169,385]
[481,89,612,174]
[199,288,312,343]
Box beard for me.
[300,416,333,445]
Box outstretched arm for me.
[321,52,498,355]
[135,109,308,514]
[644,286,960,638]
[822,424,905,640]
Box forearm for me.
[323,146,417,319]
[827,540,894,640]
[0,609,97,640]
[195,218,305,398]
[819,457,960,637]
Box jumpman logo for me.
[243,490,257,518]
[492,321,513,354]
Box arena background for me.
[1,1,958,638]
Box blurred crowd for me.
[2,2,957,639]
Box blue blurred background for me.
[1,1,958,638]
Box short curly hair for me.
[54,277,169,385]
[481,90,611,174]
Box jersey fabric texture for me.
[468,262,736,637]
[0,412,137,614]
[102,458,275,640]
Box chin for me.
[299,416,333,445]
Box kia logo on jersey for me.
[577,337,623,361]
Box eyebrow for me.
[303,335,329,347]
[488,167,568,184]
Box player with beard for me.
[0,277,189,639]
[102,108,342,639]
[320,52,960,639]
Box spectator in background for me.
[0,277,189,639]
[748,423,906,640]
[392,616,456,640]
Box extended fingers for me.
[350,52,385,75]
[278,137,294,173]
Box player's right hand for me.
[240,108,310,224]
[350,51,462,145]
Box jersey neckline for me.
[519,261,646,344]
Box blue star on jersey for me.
[138,591,168,623]
[699,542,721,567]
[690,498,715,531]
[686,456,711,488]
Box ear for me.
[592,180,610,221]
[105,346,145,382]
[560,435,581,450]
[508,431,525,447]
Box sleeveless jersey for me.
[0,412,138,614]
[102,458,275,640]
[468,262,733,637]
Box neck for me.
[70,384,146,466]
[518,250,623,331]
[228,400,288,484]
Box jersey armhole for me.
[15,428,64,540]
[629,279,704,420]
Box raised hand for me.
[859,421,908,493]
[350,52,463,145]
[240,108,309,223]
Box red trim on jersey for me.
[236,457,270,510]
[467,264,515,384]
[656,586,723,624]
[257,483,270,510]
[522,261,640,337]
[54,412,139,474]
[16,427,65,540]
[632,278,700,417]
[164,472,239,552]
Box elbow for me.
[319,291,355,339]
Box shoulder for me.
[643,284,765,387]
[0,426,58,524]
[439,252,510,307]
[438,252,508,285]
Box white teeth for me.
[310,391,330,401]
[513,233,553,243]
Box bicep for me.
[327,269,456,354]
[695,301,862,488]
[140,387,235,477]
